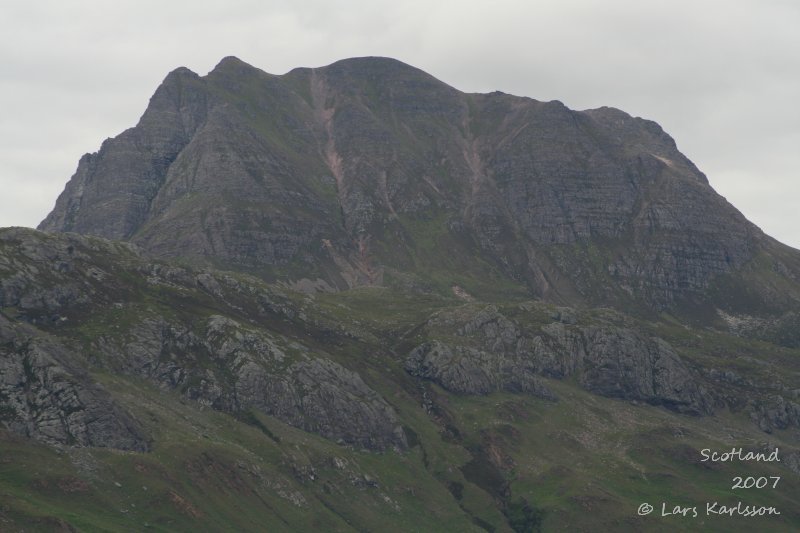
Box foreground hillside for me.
[2,228,799,531]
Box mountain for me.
[40,56,800,317]
[1,57,798,531]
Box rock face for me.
[749,396,800,433]
[569,326,712,414]
[38,67,209,240]
[99,315,407,451]
[39,56,784,312]
[0,315,149,451]
[0,230,149,450]
[406,306,713,415]
[406,341,557,399]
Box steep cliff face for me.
[40,67,210,240]
[39,57,799,315]
[0,315,149,451]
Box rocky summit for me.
[40,56,800,314]
[1,57,799,531]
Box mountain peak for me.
[317,55,452,87]
[323,55,416,71]
[158,66,200,90]
[209,55,260,76]
[166,65,198,78]
[40,56,790,315]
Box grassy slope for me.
[1,233,799,532]
[3,367,797,531]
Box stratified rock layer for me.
[406,306,712,415]
[0,315,149,451]
[40,56,776,311]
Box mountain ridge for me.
[39,56,790,320]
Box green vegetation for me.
[1,227,799,532]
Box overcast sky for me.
[1,0,798,248]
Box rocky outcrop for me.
[0,228,140,324]
[571,326,713,414]
[408,306,713,415]
[406,341,556,399]
[1,228,406,451]
[720,310,800,349]
[748,396,800,433]
[0,316,148,451]
[38,57,789,312]
[99,315,406,451]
